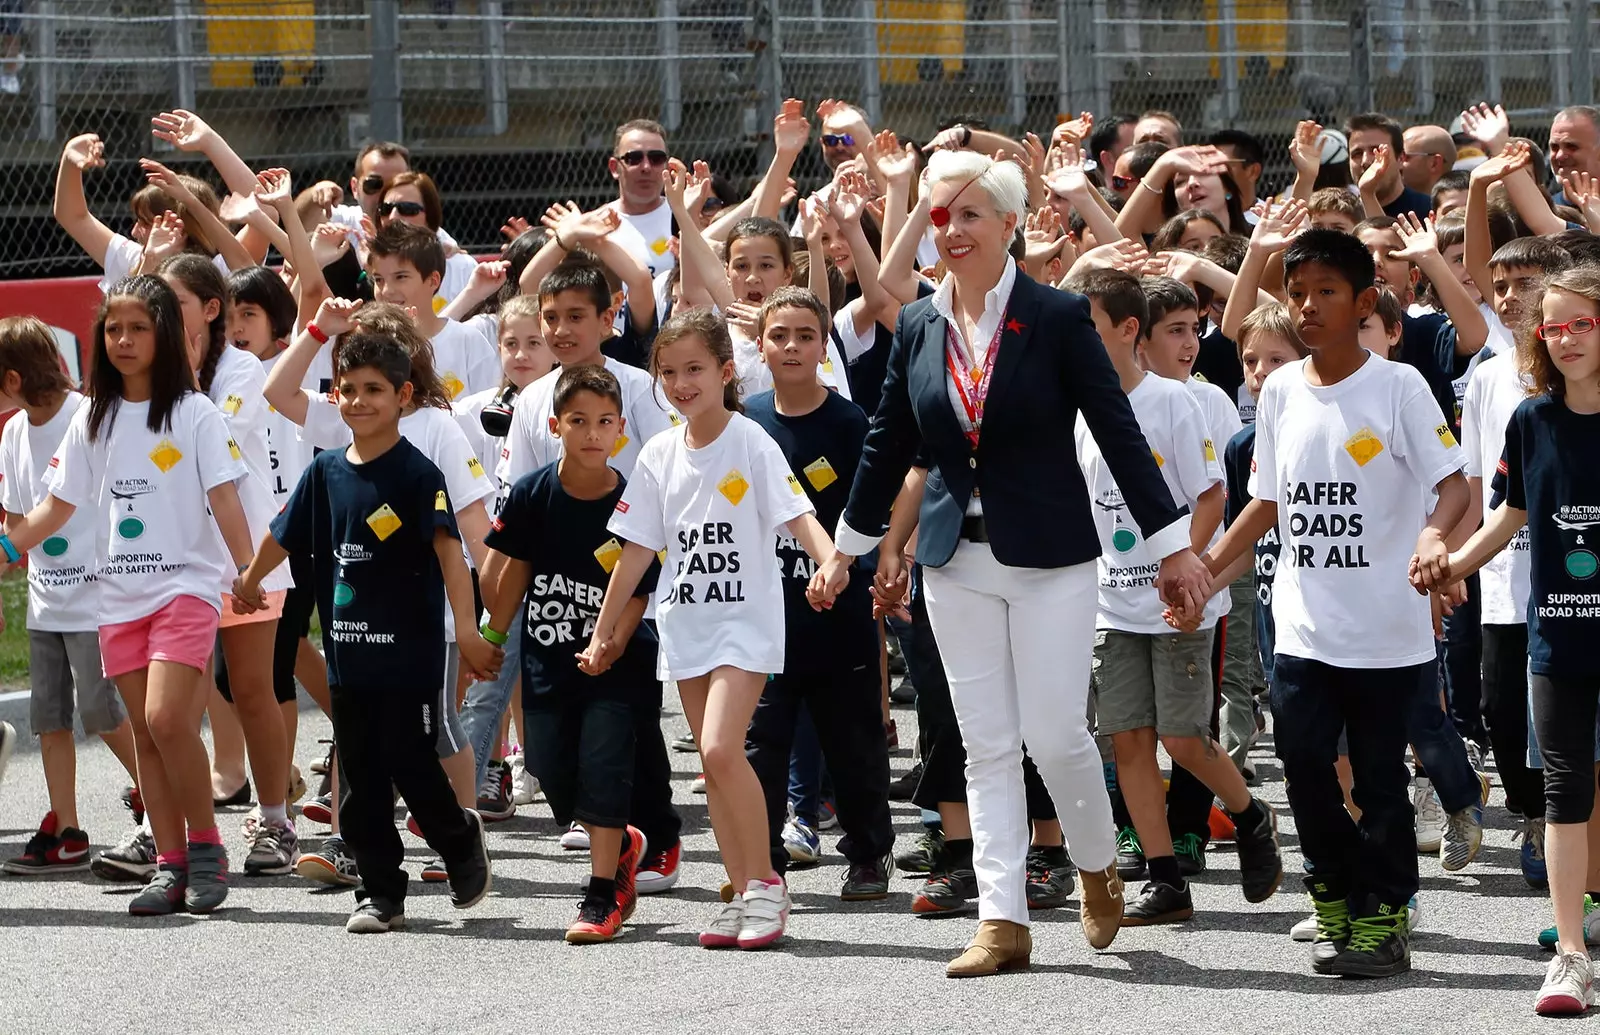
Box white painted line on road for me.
[0,689,30,703]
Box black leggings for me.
[1531,672,1600,825]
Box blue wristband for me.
[0,535,20,564]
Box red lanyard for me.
[946,308,1006,449]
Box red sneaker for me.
[565,896,624,943]
[637,841,681,895]
[1209,804,1237,843]
[614,825,648,921]
[2,812,92,874]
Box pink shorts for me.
[98,594,220,678]
[219,589,286,629]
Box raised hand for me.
[799,195,824,243]
[310,222,351,267]
[1288,120,1323,178]
[725,301,760,338]
[1161,144,1231,180]
[307,180,343,210]
[217,192,264,224]
[499,215,532,244]
[1459,102,1510,153]
[1470,140,1533,186]
[1561,171,1600,228]
[683,158,715,215]
[141,211,186,264]
[1022,131,1047,180]
[1358,143,1397,193]
[867,128,917,184]
[1076,237,1149,273]
[150,108,217,153]
[1051,111,1094,149]
[1248,197,1309,252]
[546,203,620,248]
[828,183,866,226]
[468,259,509,294]
[1392,212,1440,262]
[923,125,968,153]
[779,177,798,210]
[1043,140,1090,197]
[1025,205,1063,242]
[254,166,293,209]
[661,157,691,211]
[312,295,365,337]
[773,97,810,154]
[63,133,106,172]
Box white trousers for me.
[922,542,1114,925]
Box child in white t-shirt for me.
[1071,269,1281,926]
[586,308,839,951]
[2,276,257,918]
[0,318,140,878]
[1203,229,1468,980]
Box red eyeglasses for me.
[1536,316,1599,340]
[929,176,982,228]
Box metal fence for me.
[2,0,1599,278]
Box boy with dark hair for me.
[1089,114,1138,179]
[496,257,682,890]
[1069,268,1282,925]
[1347,112,1433,220]
[1431,169,1471,219]
[1201,227,1469,977]
[367,222,501,402]
[234,332,500,935]
[1308,187,1364,234]
[1208,128,1266,209]
[482,364,659,942]
[742,287,897,901]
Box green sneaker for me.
[1174,832,1207,876]
[1305,877,1351,975]
[1115,826,1146,881]
[1539,894,1600,949]
[1328,896,1410,978]
[894,829,943,875]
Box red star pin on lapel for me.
[1005,318,1026,334]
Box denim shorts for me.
[1093,628,1217,739]
[524,694,637,829]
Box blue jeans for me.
[787,703,826,824]
[1410,647,1482,814]
[459,633,521,789]
[1440,573,1485,744]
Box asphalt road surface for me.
[0,688,1562,1034]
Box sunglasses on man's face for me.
[361,174,386,195]
[618,149,669,168]
[1110,174,1135,191]
[701,197,727,213]
[822,133,855,148]
[378,200,425,219]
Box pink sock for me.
[157,848,188,868]
[759,873,783,887]
[188,826,223,847]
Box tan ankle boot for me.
[945,919,1032,978]
[1079,863,1124,950]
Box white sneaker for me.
[1413,777,1445,853]
[508,754,539,805]
[1536,951,1595,1016]
[1290,912,1318,941]
[699,894,744,948]
[559,822,590,851]
[1409,893,1422,934]
[737,878,789,949]
[690,773,707,794]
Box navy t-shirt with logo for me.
[1225,423,1280,670]
[744,388,876,673]
[485,463,660,700]
[271,437,458,692]
[1492,395,1600,678]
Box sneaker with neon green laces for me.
[1539,894,1600,950]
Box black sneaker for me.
[1233,801,1284,903]
[911,868,977,915]
[1328,895,1410,978]
[476,760,515,822]
[1115,826,1146,881]
[1305,876,1351,975]
[1121,880,1194,926]
[841,853,894,901]
[1025,845,1075,909]
[346,897,405,933]
[889,676,916,705]
[1174,832,1207,877]
[448,809,492,909]
[887,762,923,803]
[895,828,943,874]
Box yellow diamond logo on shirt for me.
[668,413,682,426]
[718,469,750,507]
[610,434,630,458]
[148,439,183,473]
[650,236,670,256]
[366,503,403,541]
[222,393,243,416]
[822,358,835,374]
[1434,423,1458,449]
[1344,427,1385,467]
[435,490,448,512]
[804,457,837,491]
[785,473,804,495]
[1150,448,1165,468]
[594,537,624,573]
[467,457,485,479]
[1203,439,1216,463]
[443,372,465,399]
[432,296,447,315]
[227,439,241,461]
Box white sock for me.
[261,802,289,826]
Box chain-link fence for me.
[2,0,1599,278]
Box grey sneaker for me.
[244,819,299,876]
[1441,803,1483,872]
[841,852,894,901]
[347,897,406,934]
[296,834,360,886]
[129,864,187,916]
[92,825,157,882]
[184,842,230,913]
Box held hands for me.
[230,574,268,614]
[63,133,106,172]
[869,551,911,621]
[458,632,504,682]
[312,295,364,336]
[1155,549,1213,618]
[151,108,218,153]
[1407,530,1452,594]
[807,553,852,611]
[577,629,620,676]
[1459,102,1511,153]
[1248,197,1309,252]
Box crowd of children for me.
[0,97,1596,1010]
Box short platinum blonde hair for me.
[926,149,1027,224]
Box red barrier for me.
[0,275,101,381]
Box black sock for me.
[944,837,974,869]
[1147,854,1183,888]
[586,876,617,905]
[1228,797,1266,827]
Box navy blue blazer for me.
[841,271,1188,569]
